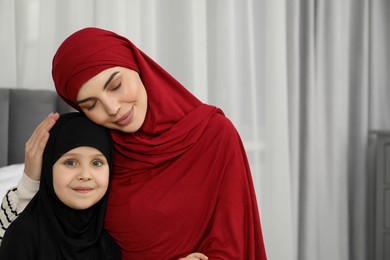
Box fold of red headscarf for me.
[52,27,266,260]
[53,31,138,110]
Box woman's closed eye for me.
[86,101,97,111]
[110,83,121,91]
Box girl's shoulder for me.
[3,212,38,246]
[0,214,38,259]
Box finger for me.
[24,113,58,181]
[27,113,57,155]
[52,112,60,120]
[25,114,56,175]
[184,253,208,260]
[35,112,59,152]
[26,113,51,148]
[179,256,208,260]
[27,113,54,145]
[36,131,50,155]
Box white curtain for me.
[1,0,389,259]
[287,1,390,260]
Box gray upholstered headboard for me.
[0,88,75,167]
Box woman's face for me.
[76,67,148,133]
[52,146,109,210]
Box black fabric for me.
[0,112,121,260]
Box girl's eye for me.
[64,160,77,167]
[92,160,103,167]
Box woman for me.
[0,112,122,259]
[1,27,266,259]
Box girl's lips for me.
[115,108,134,126]
[73,187,93,193]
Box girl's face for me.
[52,146,109,210]
[76,67,148,133]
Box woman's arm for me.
[0,174,39,245]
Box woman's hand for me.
[24,112,59,181]
[179,252,208,260]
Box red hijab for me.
[52,27,266,260]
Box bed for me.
[0,88,75,198]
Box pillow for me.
[0,164,24,199]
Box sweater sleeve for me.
[0,173,39,245]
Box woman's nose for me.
[104,98,121,116]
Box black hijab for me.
[0,112,121,259]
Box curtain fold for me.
[0,1,389,260]
[261,1,295,259]
[0,0,17,87]
[292,1,352,259]
[287,0,388,260]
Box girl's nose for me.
[77,169,92,181]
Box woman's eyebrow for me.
[103,71,120,90]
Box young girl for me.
[0,112,122,259]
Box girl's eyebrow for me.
[77,71,120,104]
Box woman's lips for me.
[115,108,134,126]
